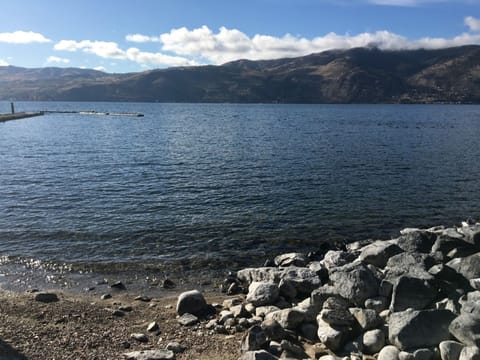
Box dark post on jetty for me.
[10,102,15,114]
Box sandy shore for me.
[0,289,242,360]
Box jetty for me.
[1,108,144,123]
[0,111,44,123]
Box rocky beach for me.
[1,220,480,360]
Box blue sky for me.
[0,0,479,73]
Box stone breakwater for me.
[170,221,480,360]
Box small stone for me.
[124,350,174,360]
[166,341,186,353]
[119,306,133,312]
[110,281,126,290]
[147,321,159,332]
[177,313,199,326]
[135,295,152,302]
[399,351,414,360]
[240,350,280,360]
[112,310,125,317]
[101,294,112,300]
[130,333,148,343]
[34,292,59,303]
[162,279,175,289]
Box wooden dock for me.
[0,110,144,123]
[0,112,44,123]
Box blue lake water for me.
[0,102,480,289]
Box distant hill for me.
[1,46,480,103]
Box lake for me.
[1,102,479,291]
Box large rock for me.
[320,297,355,326]
[246,282,280,306]
[448,253,480,280]
[323,250,357,270]
[265,308,305,330]
[449,314,480,347]
[350,308,382,330]
[124,350,175,360]
[460,292,480,317]
[261,318,287,342]
[386,253,435,279]
[359,241,403,268]
[390,276,438,312]
[457,224,480,246]
[274,252,308,267]
[389,309,456,350]
[280,267,321,295]
[363,329,385,354]
[176,290,208,316]
[242,325,268,351]
[329,263,379,306]
[238,267,284,285]
[395,231,437,253]
[237,267,321,295]
[316,317,347,352]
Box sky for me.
[0,0,479,73]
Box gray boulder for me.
[449,314,480,347]
[389,309,456,350]
[265,308,305,330]
[395,231,437,253]
[261,318,287,342]
[457,224,480,246]
[238,267,283,285]
[359,241,403,268]
[246,282,280,307]
[322,250,355,270]
[320,297,355,326]
[350,308,382,330]
[413,348,434,360]
[386,252,435,279]
[439,340,465,360]
[363,329,385,354]
[281,267,321,295]
[390,276,438,312]
[242,325,268,352]
[316,317,347,352]
[176,289,208,316]
[460,291,480,317]
[329,263,379,306]
[448,253,480,280]
[274,252,308,267]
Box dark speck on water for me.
[0,102,480,292]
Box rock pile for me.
[179,221,480,360]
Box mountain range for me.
[1,45,479,103]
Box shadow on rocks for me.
[0,339,28,360]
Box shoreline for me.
[1,220,479,359]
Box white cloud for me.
[0,31,50,44]
[157,26,480,65]
[54,39,198,67]
[126,34,161,43]
[93,66,106,72]
[0,59,9,66]
[47,56,70,64]
[465,16,480,32]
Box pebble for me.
[166,341,186,353]
[147,321,159,332]
[110,281,126,290]
[100,294,112,300]
[177,313,199,326]
[130,333,148,343]
[34,292,59,303]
